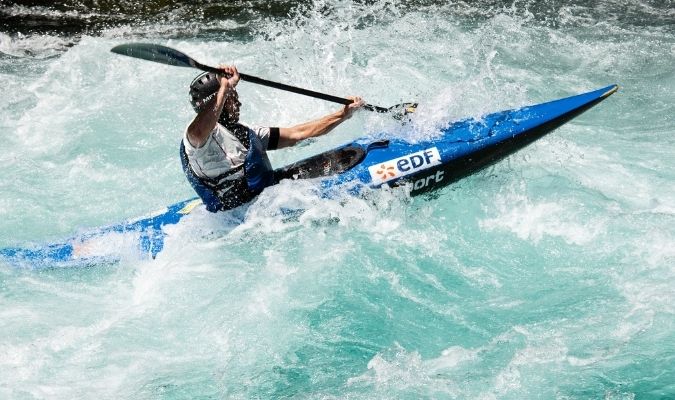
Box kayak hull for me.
[1,85,618,268]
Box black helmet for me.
[189,71,220,113]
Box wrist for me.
[336,107,349,119]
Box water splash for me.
[1,0,674,398]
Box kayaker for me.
[180,65,364,212]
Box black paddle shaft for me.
[110,43,404,114]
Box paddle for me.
[110,43,417,119]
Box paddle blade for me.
[389,102,418,120]
[111,43,198,69]
[364,102,417,118]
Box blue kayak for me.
[1,84,618,268]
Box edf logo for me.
[368,147,442,185]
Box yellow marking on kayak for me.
[178,199,202,214]
[602,85,619,97]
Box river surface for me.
[1,1,674,398]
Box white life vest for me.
[182,123,248,180]
[181,123,278,211]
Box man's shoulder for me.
[184,121,221,149]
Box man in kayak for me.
[180,65,365,212]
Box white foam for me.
[347,343,478,397]
[1,1,673,397]
[479,186,606,245]
[0,32,70,58]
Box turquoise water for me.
[1,1,674,398]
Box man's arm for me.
[276,96,364,149]
[186,65,240,148]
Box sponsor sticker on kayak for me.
[368,147,442,185]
